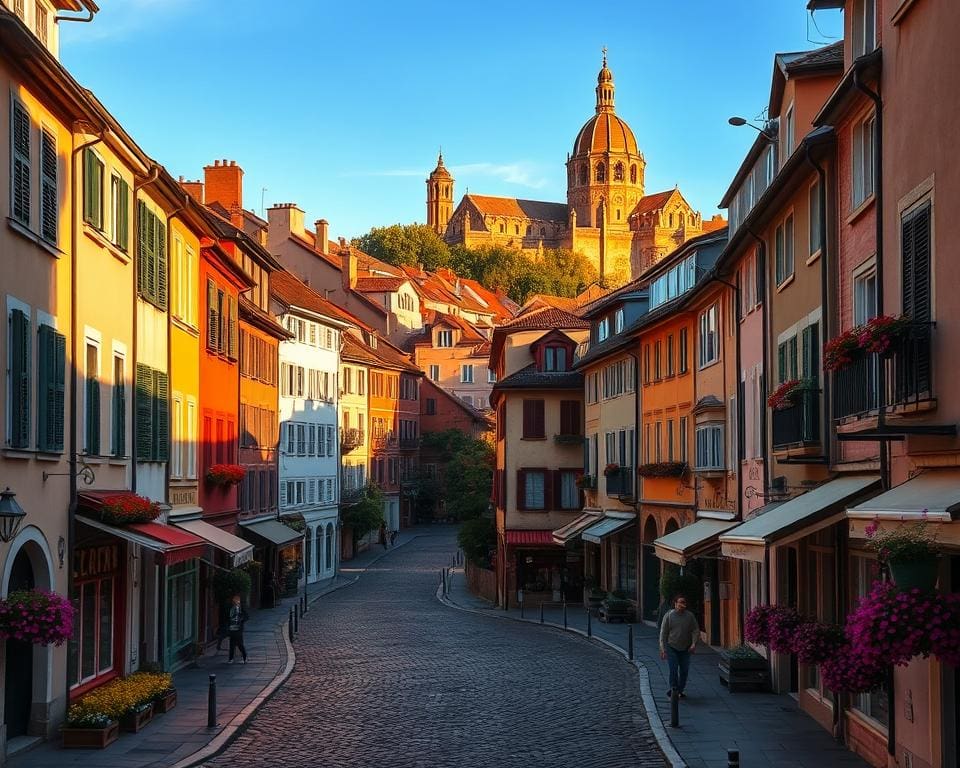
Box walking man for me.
[226,593,248,665]
[659,594,698,699]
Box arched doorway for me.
[324,524,334,574]
[641,516,660,622]
[315,526,323,579]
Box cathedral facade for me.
[427,54,725,284]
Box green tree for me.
[352,224,451,271]
[458,517,495,567]
[342,484,385,542]
[421,429,493,521]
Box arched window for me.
[579,165,588,185]
[630,164,637,184]
[325,523,334,570]
[499,222,505,234]
[540,227,546,237]
[305,529,313,577]
[595,162,606,182]
[669,212,675,227]
[315,526,322,575]
[526,225,532,236]
[515,224,520,235]
[614,162,624,181]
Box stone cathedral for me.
[426,53,725,285]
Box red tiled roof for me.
[353,276,407,293]
[270,270,369,330]
[461,278,519,319]
[505,530,558,546]
[341,332,421,373]
[499,306,589,330]
[240,296,292,339]
[633,190,676,216]
[466,194,568,223]
[700,215,728,233]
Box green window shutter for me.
[86,371,100,456]
[145,208,157,302]
[777,342,787,384]
[53,330,65,451]
[11,103,31,226]
[801,326,811,380]
[135,363,154,460]
[10,309,30,448]
[801,324,819,385]
[206,279,218,350]
[227,296,238,359]
[154,369,169,462]
[37,325,64,451]
[118,178,130,252]
[136,200,147,296]
[113,376,126,458]
[788,337,799,380]
[156,217,167,309]
[39,129,57,244]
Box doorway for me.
[778,547,799,693]
[642,517,660,621]
[4,549,35,739]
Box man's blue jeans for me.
[667,646,691,694]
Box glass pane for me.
[81,582,96,680]
[67,585,80,687]
[98,578,113,674]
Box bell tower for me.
[426,151,454,235]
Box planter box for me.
[719,652,770,693]
[61,721,120,749]
[584,592,605,614]
[154,689,177,714]
[599,601,635,623]
[889,557,939,592]
[120,703,154,733]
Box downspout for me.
[68,126,106,697]
[130,165,160,495]
[747,230,769,500]
[54,8,96,23]
[625,347,642,609]
[163,202,185,502]
[853,67,893,758]
[804,143,830,468]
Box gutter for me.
[804,142,830,468]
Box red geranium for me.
[766,379,802,410]
[207,464,246,486]
[100,493,160,524]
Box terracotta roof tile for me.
[353,276,407,293]
[340,332,421,373]
[466,195,569,222]
[632,190,676,216]
[499,306,590,330]
[270,270,369,330]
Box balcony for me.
[604,467,634,499]
[835,322,935,421]
[772,386,820,450]
[399,436,420,450]
[372,433,397,450]
[340,428,364,453]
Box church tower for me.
[426,151,454,235]
[566,51,645,230]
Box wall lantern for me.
[0,487,27,543]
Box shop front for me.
[239,518,304,604]
[503,530,582,607]
[581,512,637,600]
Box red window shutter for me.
[552,470,562,510]
[522,401,533,438]
[516,470,526,510]
[533,400,545,438]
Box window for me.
[487,369,496,383]
[39,128,57,244]
[68,565,115,688]
[544,346,567,372]
[84,341,100,455]
[522,399,545,439]
[425,398,436,416]
[34,1,48,44]
[852,0,876,58]
[854,268,878,325]
[614,308,624,333]
[110,174,130,252]
[655,421,662,462]
[83,148,105,230]
[558,470,580,510]
[597,317,610,343]
[595,162,605,182]
[782,104,795,164]
[559,400,581,436]
[901,202,931,325]
[775,215,794,285]
[679,328,688,373]
[357,370,366,395]
[613,161,624,181]
[171,395,184,478]
[808,180,821,257]
[850,553,888,725]
[205,280,236,358]
[698,304,719,367]
[852,114,876,208]
[135,363,170,462]
[186,399,196,477]
[518,470,546,510]
[654,341,662,380]
[137,202,168,310]
[460,364,474,383]
[777,336,799,384]
[666,335,675,376]
[643,344,650,384]
[437,330,453,347]
[695,424,724,470]
[11,101,30,227]
[649,255,697,310]
[679,416,688,464]
[667,419,675,462]
[630,164,637,184]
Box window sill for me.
[35,451,64,462]
[171,316,200,337]
[81,455,105,465]
[2,448,36,459]
[776,274,795,293]
[698,359,720,372]
[7,217,64,258]
[846,195,876,226]
[520,437,547,441]
[109,458,130,466]
[805,249,822,267]
[83,224,130,264]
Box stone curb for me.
[436,574,687,768]
[170,534,422,768]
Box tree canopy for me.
[419,429,493,521]
[351,223,598,304]
[342,484,385,540]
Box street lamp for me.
[728,116,777,142]
[0,487,26,543]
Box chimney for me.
[203,159,244,213]
[341,244,357,290]
[266,203,305,243]
[179,176,204,203]
[314,219,329,252]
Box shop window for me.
[165,560,197,664]
[68,544,119,689]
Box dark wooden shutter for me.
[516,470,526,510]
[39,129,57,243]
[37,325,65,452]
[117,178,130,252]
[227,296,238,359]
[86,371,100,456]
[522,400,533,438]
[10,309,30,448]
[155,370,169,462]
[137,201,149,297]
[135,363,153,460]
[777,342,787,383]
[552,470,562,510]
[12,103,30,226]
[156,217,167,309]
[206,279,218,350]
[902,204,932,323]
[534,400,545,438]
[113,373,125,458]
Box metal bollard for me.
[539,602,544,624]
[587,609,592,637]
[727,748,739,767]
[207,674,217,728]
[293,604,299,634]
[670,688,680,728]
[288,607,294,642]
[563,601,567,629]
[628,624,634,661]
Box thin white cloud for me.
[343,161,549,190]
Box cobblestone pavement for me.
[204,529,666,768]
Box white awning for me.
[720,475,880,562]
[654,519,739,566]
[175,519,254,567]
[582,513,635,544]
[240,519,304,548]
[847,470,960,522]
[552,510,603,545]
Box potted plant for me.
[824,314,912,372]
[636,461,687,478]
[599,590,634,623]
[121,700,155,733]
[61,710,119,749]
[151,673,177,714]
[744,604,803,653]
[603,463,620,477]
[0,589,74,646]
[576,474,596,490]
[865,516,939,591]
[718,645,769,692]
[206,463,246,487]
[98,493,160,524]
[766,378,807,411]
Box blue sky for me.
[61,1,842,240]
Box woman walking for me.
[226,593,249,664]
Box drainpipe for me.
[54,7,96,23]
[625,347,642,608]
[131,165,160,495]
[747,230,769,501]
[163,202,185,503]
[68,125,106,700]
[804,143,830,468]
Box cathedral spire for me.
[596,47,615,114]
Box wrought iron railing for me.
[399,436,420,450]
[772,386,820,449]
[339,427,364,452]
[604,468,633,498]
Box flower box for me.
[889,557,940,592]
[120,703,154,733]
[154,689,177,714]
[575,475,596,490]
[637,461,687,478]
[767,379,804,411]
[206,463,246,487]
[99,493,160,525]
[61,720,119,749]
[824,314,912,372]
[719,647,769,693]
[602,463,620,477]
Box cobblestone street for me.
[204,530,665,768]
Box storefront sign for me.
[73,544,120,580]
[170,487,198,506]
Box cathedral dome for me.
[571,51,639,158]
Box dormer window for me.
[598,317,610,343]
[437,330,453,347]
[614,308,624,334]
[544,346,568,372]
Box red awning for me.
[128,522,206,565]
[505,530,557,546]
